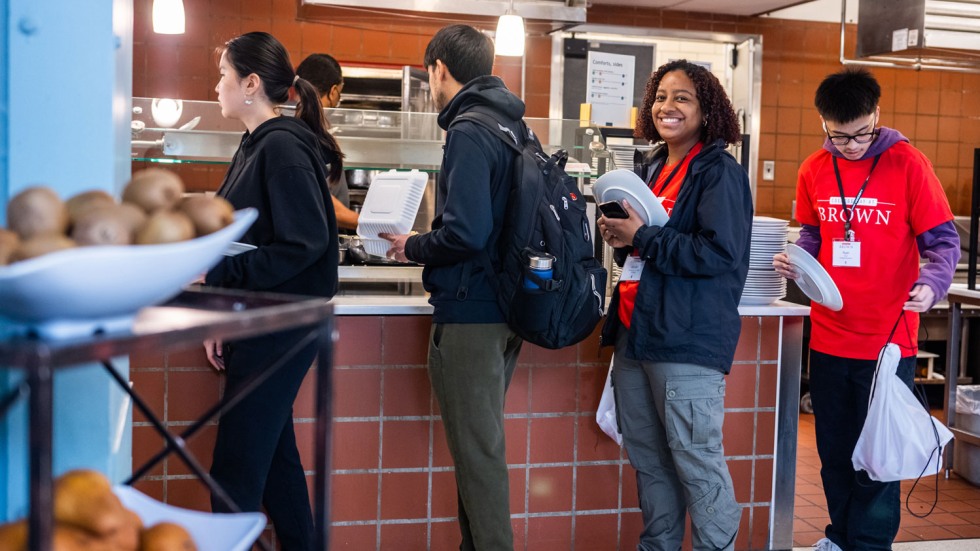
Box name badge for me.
[832,239,861,267]
[620,255,645,281]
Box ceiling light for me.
[495,1,526,57]
[152,0,185,34]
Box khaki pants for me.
[428,323,523,551]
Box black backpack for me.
[452,109,607,349]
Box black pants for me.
[210,327,317,551]
[809,349,916,551]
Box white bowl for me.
[0,208,257,337]
[114,485,266,551]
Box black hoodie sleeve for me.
[404,128,499,266]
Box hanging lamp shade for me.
[495,14,526,56]
[152,0,185,34]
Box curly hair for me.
[635,59,742,146]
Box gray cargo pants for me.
[428,322,523,551]
[613,330,741,550]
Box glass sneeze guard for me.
[132,97,611,177]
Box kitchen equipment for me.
[344,236,371,264]
[346,169,382,188]
[0,209,257,338]
[338,66,433,113]
[341,235,417,265]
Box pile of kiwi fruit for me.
[0,469,197,551]
[0,168,235,267]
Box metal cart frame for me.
[0,287,335,551]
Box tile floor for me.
[793,410,980,547]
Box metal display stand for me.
[944,287,980,472]
[945,148,980,472]
[0,287,335,551]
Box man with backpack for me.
[381,24,527,551]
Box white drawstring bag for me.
[596,357,622,446]
[851,342,953,482]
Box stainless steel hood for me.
[857,0,980,62]
[300,0,586,23]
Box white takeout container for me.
[356,169,428,240]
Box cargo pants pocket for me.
[663,375,726,451]
[689,484,742,550]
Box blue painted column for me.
[0,0,134,519]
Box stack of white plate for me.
[741,216,789,306]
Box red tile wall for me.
[132,1,980,218]
[131,314,794,550]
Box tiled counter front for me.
[129,303,806,551]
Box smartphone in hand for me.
[599,200,629,219]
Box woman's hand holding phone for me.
[597,199,645,248]
[599,200,630,219]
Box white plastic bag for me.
[852,343,953,482]
[955,385,980,416]
[596,357,622,446]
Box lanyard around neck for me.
[649,147,693,196]
[832,154,881,241]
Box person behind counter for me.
[295,52,359,231]
[597,59,751,550]
[203,31,340,551]
[381,24,525,551]
[773,67,959,551]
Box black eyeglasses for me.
[823,114,878,146]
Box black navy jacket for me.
[600,140,753,373]
[404,76,525,323]
[205,116,339,298]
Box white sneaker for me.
[813,538,843,551]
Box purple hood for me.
[822,126,908,159]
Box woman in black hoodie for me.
[203,31,340,551]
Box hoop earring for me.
[702,116,708,127]
[244,97,253,106]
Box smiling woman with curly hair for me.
[635,59,743,146]
[597,58,752,550]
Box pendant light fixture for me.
[152,0,186,34]
[495,0,525,57]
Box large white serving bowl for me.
[114,485,266,551]
[0,208,257,336]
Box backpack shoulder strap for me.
[451,109,524,155]
[447,109,523,310]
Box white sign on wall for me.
[586,51,635,127]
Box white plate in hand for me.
[224,242,256,256]
[593,169,668,227]
[785,243,843,311]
